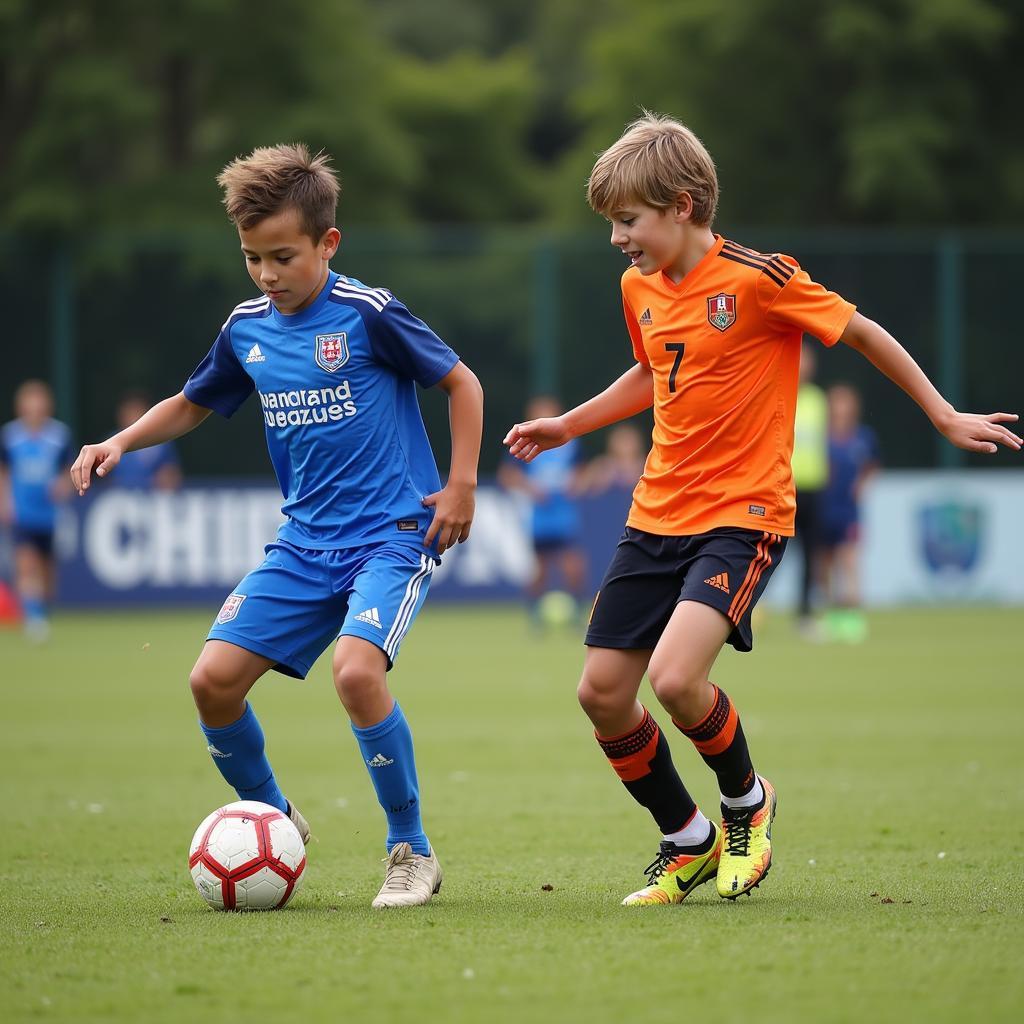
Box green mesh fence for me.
[1,228,1021,475]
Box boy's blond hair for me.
[587,113,718,227]
[217,144,340,242]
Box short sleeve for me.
[370,300,459,388]
[183,330,254,418]
[621,286,648,366]
[58,429,73,466]
[862,426,881,465]
[757,256,856,347]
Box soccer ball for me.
[537,589,578,627]
[188,800,306,911]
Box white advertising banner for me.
[766,470,1024,607]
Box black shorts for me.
[13,526,55,557]
[585,526,788,653]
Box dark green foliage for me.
[2,0,1021,231]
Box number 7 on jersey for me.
[665,342,686,393]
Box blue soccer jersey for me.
[0,418,72,531]
[524,439,582,544]
[114,441,179,489]
[183,272,459,552]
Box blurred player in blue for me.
[71,145,484,908]
[111,393,182,491]
[820,384,879,643]
[0,380,72,641]
[499,396,588,628]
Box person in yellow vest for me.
[792,341,829,637]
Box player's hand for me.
[70,441,124,495]
[503,416,572,463]
[422,480,476,554]
[937,411,1021,454]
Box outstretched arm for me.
[422,361,483,554]
[504,362,653,463]
[841,313,1021,454]
[70,392,211,495]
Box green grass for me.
[2,605,1022,1023]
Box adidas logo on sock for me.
[354,607,383,629]
[207,744,232,758]
[704,572,730,594]
[367,753,395,768]
[245,344,266,364]
[639,308,653,325]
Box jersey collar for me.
[657,234,725,294]
[270,270,340,328]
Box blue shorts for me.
[208,539,435,678]
[821,509,859,548]
[14,526,55,557]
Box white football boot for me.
[371,842,443,909]
[286,801,311,845]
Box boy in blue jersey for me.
[0,380,72,641]
[498,396,588,626]
[820,383,880,643]
[71,145,484,908]
[110,393,182,491]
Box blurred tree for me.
[557,0,1023,226]
[1,0,1022,232]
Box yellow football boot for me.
[622,822,722,906]
[717,776,776,899]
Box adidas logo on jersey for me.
[367,753,395,768]
[354,607,383,629]
[639,308,653,326]
[704,572,730,594]
[245,344,266,364]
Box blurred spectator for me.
[820,384,880,643]
[580,422,647,493]
[498,396,588,627]
[791,340,829,638]
[110,392,183,490]
[0,380,72,640]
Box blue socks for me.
[199,702,287,813]
[352,701,429,855]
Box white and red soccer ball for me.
[188,801,306,911]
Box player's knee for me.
[647,661,703,709]
[333,661,386,715]
[189,660,235,711]
[577,675,625,720]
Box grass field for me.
[2,605,1022,1023]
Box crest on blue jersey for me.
[707,293,737,332]
[314,332,349,372]
[217,593,246,624]
[919,501,983,575]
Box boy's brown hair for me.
[217,144,340,242]
[587,112,719,227]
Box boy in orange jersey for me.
[504,113,1021,906]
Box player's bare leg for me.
[189,641,307,839]
[334,636,440,908]
[829,541,868,643]
[15,542,50,641]
[579,646,722,905]
[649,600,776,898]
[577,645,649,738]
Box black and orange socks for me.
[596,707,697,834]
[674,684,757,799]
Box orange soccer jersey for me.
[622,234,856,537]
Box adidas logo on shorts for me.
[354,607,383,629]
[704,572,730,594]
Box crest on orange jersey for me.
[707,293,737,332]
